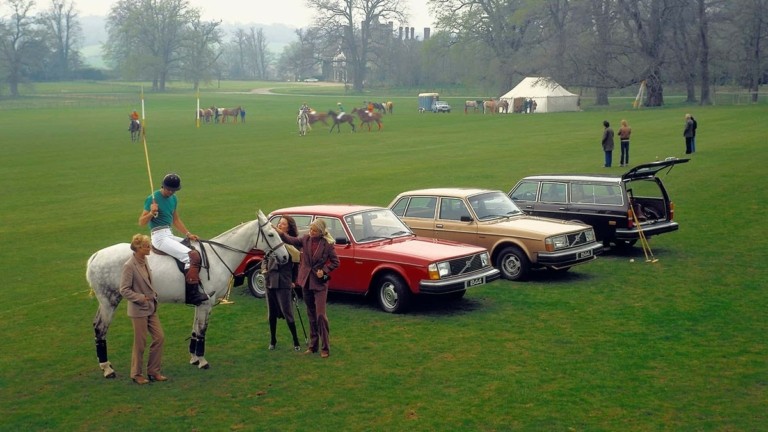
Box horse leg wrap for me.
[95,339,108,363]
[195,336,206,357]
[189,333,198,354]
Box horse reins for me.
[197,220,285,279]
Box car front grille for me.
[567,231,591,247]
[448,253,486,275]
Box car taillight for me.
[627,209,635,228]
[669,202,675,221]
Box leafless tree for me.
[306,0,405,91]
[39,0,82,80]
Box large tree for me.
[104,0,198,91]
[180,17,222,90]
[0,0,47,96]
[39,0,81,80]
[306,0,406,91]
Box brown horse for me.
[483,99,497,114]
[307,111,328,126]
[221,106,241,123]
[352,107,383,131]
[327,110,356,133]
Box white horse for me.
[87,210,288,378]
[297,110,309,136]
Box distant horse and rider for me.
[352,107,383,131]
[128,111,141,142]
[327,110,356,133]
[297,109,309,136]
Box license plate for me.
[466,277,485,288]
[578,250,593,259]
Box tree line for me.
[1,0,765,105]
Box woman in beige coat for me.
[119,234,167,384]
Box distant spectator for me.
[602,120,615,168]
[683,114,694,154]
[618,119,632,167]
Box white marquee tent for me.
[499,77,580,113]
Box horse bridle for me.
[198,219,285,279]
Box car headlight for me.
[585,229,596,242]
[545,235,568,251]
[428,262,452,280]
[480,252,490,267]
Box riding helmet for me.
[162,173,182,191]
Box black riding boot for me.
[185,283,209,306]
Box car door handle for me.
[523,205,533,209]
[436,224,444,228]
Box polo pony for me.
[87,210,289,378]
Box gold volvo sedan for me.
[389,188,603,281]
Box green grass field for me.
[1,81,766,431]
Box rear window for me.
[570,183,623,205]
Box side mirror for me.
[460,215,473,222]
[335,237,349,245]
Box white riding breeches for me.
[150,227,191,265]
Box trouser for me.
[604,150,613,167]
[685,137,693,154]
[620,141,630,165]
[150,228,191,264]
[129,312,164,378]
[302,284,329,354]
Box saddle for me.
[151,238,208,274]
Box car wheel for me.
[247,264,266,298]
[497,246,529,281]
[375,274,411,313]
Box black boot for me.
[185,283,209,306]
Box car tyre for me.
[247,263,266,298]
[497,246,529,281]
[375,273,411,314]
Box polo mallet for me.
[629,198,658,263]
[139,87,158,218]
[292,290,307,343]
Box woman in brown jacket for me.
[119,234,167,384]
[278,219,339,358]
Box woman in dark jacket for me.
[263,216,302,352]
[278,218,339,358]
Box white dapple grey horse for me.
[297,109,309,136]
[87,210,288,378]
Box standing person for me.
[278,219,339,358]
[119,234,167,385]
[263,216,302,352]
[601,120,615,168]
[138,173,208,306]
[690,115,697,153]
[683,114,694,154]
[618,119,632,167]
[239,108,246,123]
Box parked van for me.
[508,158,689,247]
